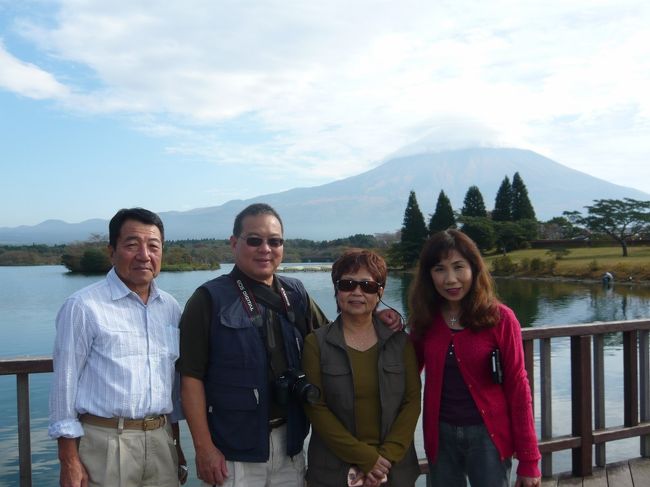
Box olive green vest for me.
[306,316,420,487]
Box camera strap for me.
[229,266,296,324]
[230,267,294,383]
[232,275,264,329]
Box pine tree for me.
[492,176,512,221]
[429,190,456,235]
[398,190,428,267]
[461,185,487,217]
[511,172,536,221]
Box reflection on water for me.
[494,277,650,327]
[1,266,650,485]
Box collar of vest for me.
[325,314,395,348]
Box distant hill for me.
[1,147,648,243]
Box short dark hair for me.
[331,249,387,287]
[232,203,284,237]
[109,208,164,248]
[331,249,387,312]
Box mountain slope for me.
[1,148,647,243]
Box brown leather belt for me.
[79,413,167,431]
[269,417,286,429]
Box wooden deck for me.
[541,457,650,486]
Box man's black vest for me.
[201,270,311,461]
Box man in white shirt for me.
[49,208,187,487]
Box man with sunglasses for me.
[178,203,399,487]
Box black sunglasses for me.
[336,279,382,294]
[243,236,284,248]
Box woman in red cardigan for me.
[409,230,541,487]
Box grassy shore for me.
[484,245,650,283]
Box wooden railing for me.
[522,319,650,477]
[0,356,52,487]
[1,319,649,485]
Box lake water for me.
[1,265,649,486]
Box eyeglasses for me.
[243,236,284,248]
[336,279,382,294]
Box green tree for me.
[461,185,487,217]
[492,176,512,221]
[79,248,111,274]
[395,190,428,267]
[459,216,495,252]
[517,218,539,241]
[564,198,650,256]
[539,216,583,240]
[494,221,529,252]
[428,190,456,234]
[511,172,536,221]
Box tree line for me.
[391,172,650,267]
[0,234,400,273]
[3,174,650,271]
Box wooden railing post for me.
[523,339,535,414]
[17,373,32,487]
[593,334,606,466]
[539,338,553,477]
[641,330,650,457]
[570,335,592,477]
[623,330,639,427]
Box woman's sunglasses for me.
[243,236,284,248]
[336,279,382,294]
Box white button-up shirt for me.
[48,268,181,438]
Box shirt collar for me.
[107,267,160,303]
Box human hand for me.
[365,455,390,485]
[514,475,541,487]
[59,455,89,487]
[195,444,229,485]
[376,308,403,332]
[362,474,387,487]
[348,466,365,487]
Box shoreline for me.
[492,274,650,287]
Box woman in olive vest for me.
[302,249,421,487]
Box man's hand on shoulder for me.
[375,308,404,332]
[57,437,89,487]
[195,443,229,486]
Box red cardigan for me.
[411,303,541,478]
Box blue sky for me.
[1,0,650,227]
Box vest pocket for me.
[321,363,354,412]
[207,368,261,451]
[382,361,406,401]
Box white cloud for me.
[0,41,69,99]
[4,0,650,192]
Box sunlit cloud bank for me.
[2,0,650,190]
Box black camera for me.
[274,368,320,405]
[490,349,503,384]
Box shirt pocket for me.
[95,325,146,359]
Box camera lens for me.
[275,369,321,406]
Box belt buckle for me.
[142,415,160,431]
